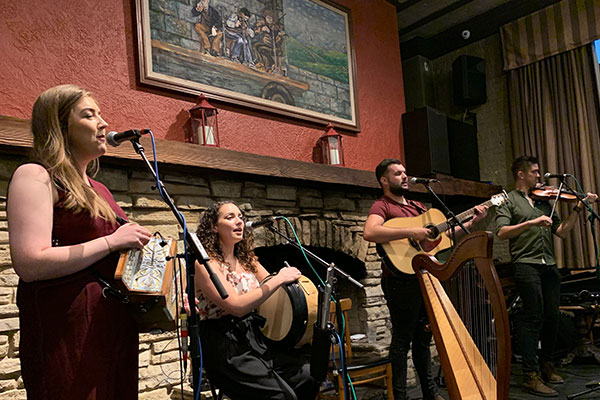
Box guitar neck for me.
[435,199,494,234]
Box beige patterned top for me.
[197,262,260,320]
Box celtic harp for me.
[412,231,511,400]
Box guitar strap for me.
[408,200,428,214]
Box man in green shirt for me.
[496,155,597,397]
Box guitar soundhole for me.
[419,225,443,253]
[427,225,439,239]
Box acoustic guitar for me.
[381,192,508,274]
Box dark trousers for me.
[198,314,318,400]
[513,262,561,373]
[382,276,437,400]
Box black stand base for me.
[567,380,600,399]
[310,322,335,382]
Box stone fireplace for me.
[0,116,502,398]
[127,166,390,353]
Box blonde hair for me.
[30,84,116,223]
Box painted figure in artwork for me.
[225,7,255,66]
[192,0,224,56]
[253,8,286,74]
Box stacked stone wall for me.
[0,154,401,398]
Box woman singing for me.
[7,84,151,399]
[194,201,318,400]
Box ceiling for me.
[388,0,562,60]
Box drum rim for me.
[278,281,308,347]
[258,275,314,348]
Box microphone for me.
[544,172,571,180]
[410,177,439,184]
[245,216,279,230]
[106,129,148,147]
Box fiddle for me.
[530,185,583,203]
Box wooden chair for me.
[317,298,393,400]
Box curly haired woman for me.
[195,201,317,400]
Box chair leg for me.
[386,364,393,400]
[209,380,223,400]
[337,373,345,400]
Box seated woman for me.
[194,201,318,400]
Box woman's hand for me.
[183,292,199,316]
[276,266,301,285]
[105,223,151,251]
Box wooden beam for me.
[0,115,502,198]
[395,0,421,12]
[397,0,474,38]
[400,0,562,60]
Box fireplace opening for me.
[255,244,373,342]
[255,244,366,285]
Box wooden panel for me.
[0,115,502,197]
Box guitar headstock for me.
[490,191,509,207]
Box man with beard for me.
[253,8,285,73]
[496,155,597,397]
[363,158,487,400]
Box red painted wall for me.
[0,0,405,171]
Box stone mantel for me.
[0,115,502,197]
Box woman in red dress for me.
[7,84,151,399]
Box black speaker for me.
[402,107,451,177]
[447,118,480,181]
[402,55,434,112]
[452,55,486,107]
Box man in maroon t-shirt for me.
[363,159,487,400]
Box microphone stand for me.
[556,179,600,272]
[128,138,229,398]
[567,382,600,400]
[266,224,363,397]
[266,224,364,290]
[311,264,335,382]
[422,183,470,238]
[546,178,600,400]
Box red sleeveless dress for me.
[16,178,138,399]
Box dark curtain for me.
[507,44,600,268]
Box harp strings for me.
[442,259,498,377]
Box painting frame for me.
[135,0,360,131]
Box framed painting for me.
[136,0,360,131]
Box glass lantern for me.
[317,123,344,166]
[188,94,219,146]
